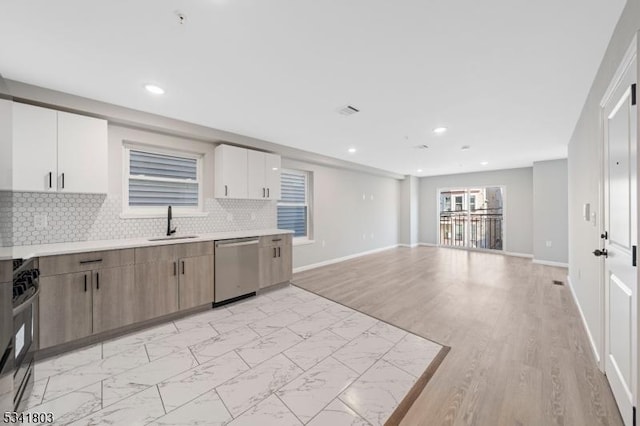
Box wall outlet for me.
[34,214,47,229]
[545,240,552,247]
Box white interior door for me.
[602,54,637,426]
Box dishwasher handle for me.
[216,238,259,248]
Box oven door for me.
[13,292,36,411]
[0,280,13,413]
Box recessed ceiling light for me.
[417,169,423,173]
[481,161,489,166]
[144,84,165,95]
[461,145,471,151]
[433,127,448,134]
[348,148,357,154]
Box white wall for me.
[398,175,419,246]
[418,167,534,255]
[568,0,639,362]
[533,159,568,264]
[282,158,400,269]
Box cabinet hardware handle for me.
[273,247,277,258]
[278,247,281,257]
[173,261,177,276]
[267,188,270,198]
[181,261,185,275]
[225,185,228,196]
[96,272,100,290]
[79,259,103,264]
[272,238,282,242]
[61,173,65,189]
[263,188,265,198]
[48,172,52,189]
[84,274,87,292]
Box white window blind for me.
[126,148,201,210]
[277,170,310,238]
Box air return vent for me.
[338,105,360,116]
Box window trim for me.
[277,168,313,242]
[121,142,206,218]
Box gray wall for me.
[282,158,400,269]
[533,159,568,264]
[568,0,639,361]
[418,167,534,255]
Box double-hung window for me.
[123,144,203,216]
[277,169,312,240]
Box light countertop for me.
[3,229,293,259]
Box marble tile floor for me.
[25,285,443,425]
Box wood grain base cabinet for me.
[92,265,136,334]
[39,271,93,349]
[178,255,214,310]
[259,234,293,289]
[133,261,179,323]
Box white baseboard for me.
[293,245,399,273]
[418,242,437,247]
[503,251,534,259]
[532,259,569,268]
[566,275,601,366]
[397,243,419,248]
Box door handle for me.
[84,274,87,292]
[48,171,52,189]
[96,272,100,290]
[173,261,177,276]
[181,260,185,275]
[593,248,608,258]
[278,247,281,257]
[273,247,277,258]
[263,188,265,198]
[267,188,270,198]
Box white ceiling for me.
[0,0,626,176]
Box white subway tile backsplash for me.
[6,192,276,246]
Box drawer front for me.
[135,245,176,264]
[259,234,292,248]
[175,241,214,259]
[39,249,135,276]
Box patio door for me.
[439,187,504,251]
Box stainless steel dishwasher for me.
[214,237,259,305]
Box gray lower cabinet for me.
[259,234,293,289]
[178,255,215,310]
[92,265,136,334]
[133,261,179,323]
[39,271,93,349]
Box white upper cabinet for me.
[12,103,58,192]
[57,111,108,194]
[215,144,281,200]
[247,149,266,199]
[264,153,281,200]
[11,102,108,194]
[215,144,248,199]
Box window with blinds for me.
[277,169,311,238]
[124,146,202,214]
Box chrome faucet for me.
[167,206,177,236]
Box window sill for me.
[293,238,315,246]
[119,211,209,219]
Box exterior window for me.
[123,144,203,216]
[277,169,312,239]
[455,195,464,211]
[470,195,476,211]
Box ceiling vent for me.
[414,144,429,150]
[338,105,360,116]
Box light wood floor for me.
[292,246,623,426]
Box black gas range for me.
[8,258,39,411]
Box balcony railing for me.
[439,208,503,250]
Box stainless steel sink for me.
[148,235,199,242]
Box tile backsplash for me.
[4,192,277,246]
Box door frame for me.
[598,31,638,404]
[435,185,507,252]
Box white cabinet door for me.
[12,103,58,192]
[214,144,248,199]
[57,111,108,194]
[247,150,266,199]
[264,153,281,200]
